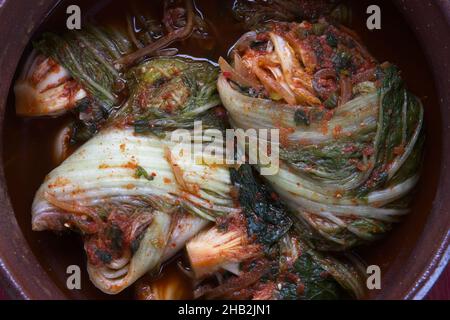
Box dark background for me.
[0,266,448,299]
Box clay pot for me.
[0,0,448,299]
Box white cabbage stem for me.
[31,127,236,294]
[186,226,260,279]
[87,211,171,294]
[218,75,379,145]
[32,127,235,227]
[14,51,87,117]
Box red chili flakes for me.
[222,71,232,79]
[137,90,150,109]
[343,144,358,153]
[253,282,276,300]
[121,161,138,170]
[356,162,368,172]
[279,127,295,148]
[172,68,181,76]
[256,32,270,42]
[296,283,305,296]
[333,125,342,138]
[393,145,405,156]
[162,91,172,100]
[320,121,329,135]
[363,146,375,157]
[324,110,334,121]
[334,191,343,199]
[48,177,70,189]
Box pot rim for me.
[0,0,449,300]
[391,0,450,300]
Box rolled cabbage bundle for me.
[218,20,424,250]
[31,57,237,294]
[184,165,366,300]
[15,25,133,119]
[15,0,199,121]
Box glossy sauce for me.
[2,0,441,299]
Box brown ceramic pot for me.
[0,0,449,300]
